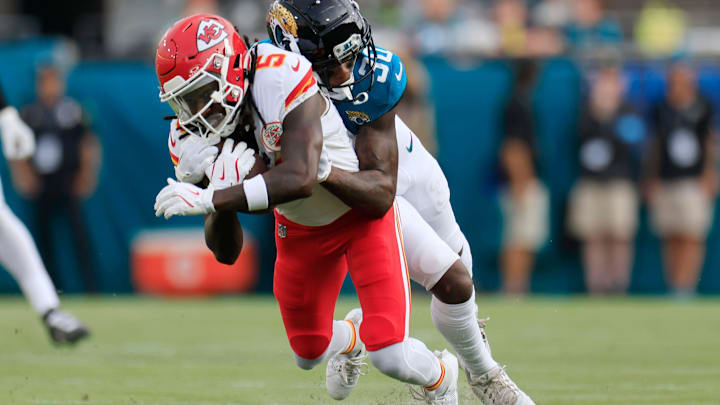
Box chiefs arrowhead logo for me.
[262,122,283,152]
[196,19,228,52]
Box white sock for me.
[0,201,58,315]
[431,291,497,378]
[294,319,356,370]
[459,235,473,277]
[368,338,441,386]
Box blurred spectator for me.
[647,62,717,297]
[184,0,218,16]
[494,0,529,57]
[499,60,550,295]
[634,0,686,57]
[494,0,563,57]
[410,0,497,56]
[533,0,573,28]
[568,63,644,295]
[11,66,101,293]
[227,1,262,35]
[563,0,623,56]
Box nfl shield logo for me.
[278,224,287,238]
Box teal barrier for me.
[423,56,720,294]
[0,39,718,294]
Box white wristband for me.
[243,174,269,211]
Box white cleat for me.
[410,349,459,405]
[464,365,535,405]
[326,308,368,400]
[462,318,535,405]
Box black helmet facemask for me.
[314,29,377,103]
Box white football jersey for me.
[168,118,184,167]
[249,43,358,226]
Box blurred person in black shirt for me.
[568,63,644,295]
[499,59,549,295]
[647,62,717,297]
[11,66,101,293]
[0,82,89,344]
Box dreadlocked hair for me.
[225,37,265,153]
[241,35,267,128]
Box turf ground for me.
[1,294,719,405]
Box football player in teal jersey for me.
[267,1,535,404]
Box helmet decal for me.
[333,33,363,61]
[196,19,229,52]
[265,0,377,103]
[267,1,298,38]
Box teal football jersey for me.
[334,46,407,134]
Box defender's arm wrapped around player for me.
[323,106,399,218]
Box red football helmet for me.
[156,14,250,143]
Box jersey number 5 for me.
[256,54,286,70]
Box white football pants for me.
[394,116,468,289]
[0,175,58,314]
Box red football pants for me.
[273,203,411,359]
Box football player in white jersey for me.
[0,87,89,345]
[266,1,535,404]
[154,14,459,404]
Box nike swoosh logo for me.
[170,137,177,147]
[395,63,404,81]
[220,166,225,181]
[406,135,413,153]
[291,59,300,72]
[188,189,200,196]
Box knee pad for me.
[360,314,405,352]
[289,334,330,366]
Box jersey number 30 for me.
[357,48,395,83]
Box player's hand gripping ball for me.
[205,139,256,190]
[174,135,218,184]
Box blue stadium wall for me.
[0,39,719,295]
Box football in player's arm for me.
[204,92,325,263]
[319,46,405,218]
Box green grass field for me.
[1,294,719,405]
